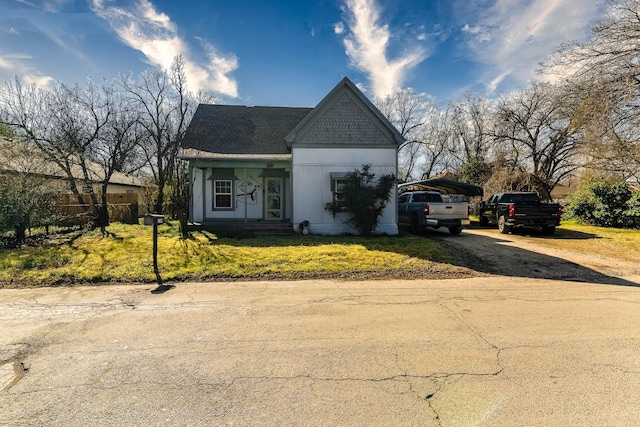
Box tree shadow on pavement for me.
[428,229,640,288]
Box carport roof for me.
[398,178,484,197]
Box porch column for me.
[244,168,248,223]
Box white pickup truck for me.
[397,191,470,235]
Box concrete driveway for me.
[2,277,640,426]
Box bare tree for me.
[547,0,640,86]
[415,103,457,179]
[493,82,584,196]
[1,77,109,222]
[451,93,494,165]
[89,89,145,231]
[120,56,197,214]
[544,0,640,180]
[375,88,433,181]
[1,76,147,232]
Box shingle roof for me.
[182,105,312,155]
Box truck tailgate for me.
[511,203,559,219]
[427,202,468,220]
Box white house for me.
[181,77,405,235]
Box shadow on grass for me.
[188,224,638,288]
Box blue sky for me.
[0,0,607,107]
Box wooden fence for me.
[55,193,139,224]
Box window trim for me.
[330,172,349,210]
[213,179,234,210]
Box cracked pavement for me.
[2,277,640,426]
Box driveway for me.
[430,227,640,285]
[2,272,640,425]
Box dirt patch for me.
[429,227,640,286]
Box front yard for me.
[0,222,471,287]
[2,219,639,288]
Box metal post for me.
[145,214,164,285]
[152,221,161,284]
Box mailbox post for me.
[144,214,164,284]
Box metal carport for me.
[398,178,484,197]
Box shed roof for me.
[0,137,149,188]
[182,105,312,157]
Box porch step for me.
[188,221,294,236]
[243,222,294,235]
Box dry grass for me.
[0,221,467,287]
[525,220,640,262]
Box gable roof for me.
[285,77,405,147]
[182,105,312,159]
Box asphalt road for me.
[2,274,640,426]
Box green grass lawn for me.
[0,222,464,287]
[4,219,638,288]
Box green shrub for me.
[325,165,396,236]
[566,178,638,228]
[625,191,640,228]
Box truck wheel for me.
[449,227,462,235]
[410,216,423,235]
[498,215,510,234]
[479,215,489,226]
[542,225,555,235]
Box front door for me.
[265,177,283,220]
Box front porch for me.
[187,219,294,236]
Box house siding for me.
[292,147,398,235]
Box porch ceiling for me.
[180,148,291,161]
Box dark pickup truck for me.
[479,192,562,234]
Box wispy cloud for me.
[0,54,54,88]
[90,0,239,98]
[456,0,605,94]
[339,0,427,98]
[41,0,73,13]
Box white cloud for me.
[457,0,605,94]
[334,21,345,35]
[22,73,54,87]
[341,0,427,98]
[42,0,73,13]
[90,0,239,98]
[15,0,36,7]
[461,24,491,42]
[0,54,54,88]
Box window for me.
[333,178,347,205]
[213,179,233,209]
[413,193,443,203]
[329,172,350,210]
